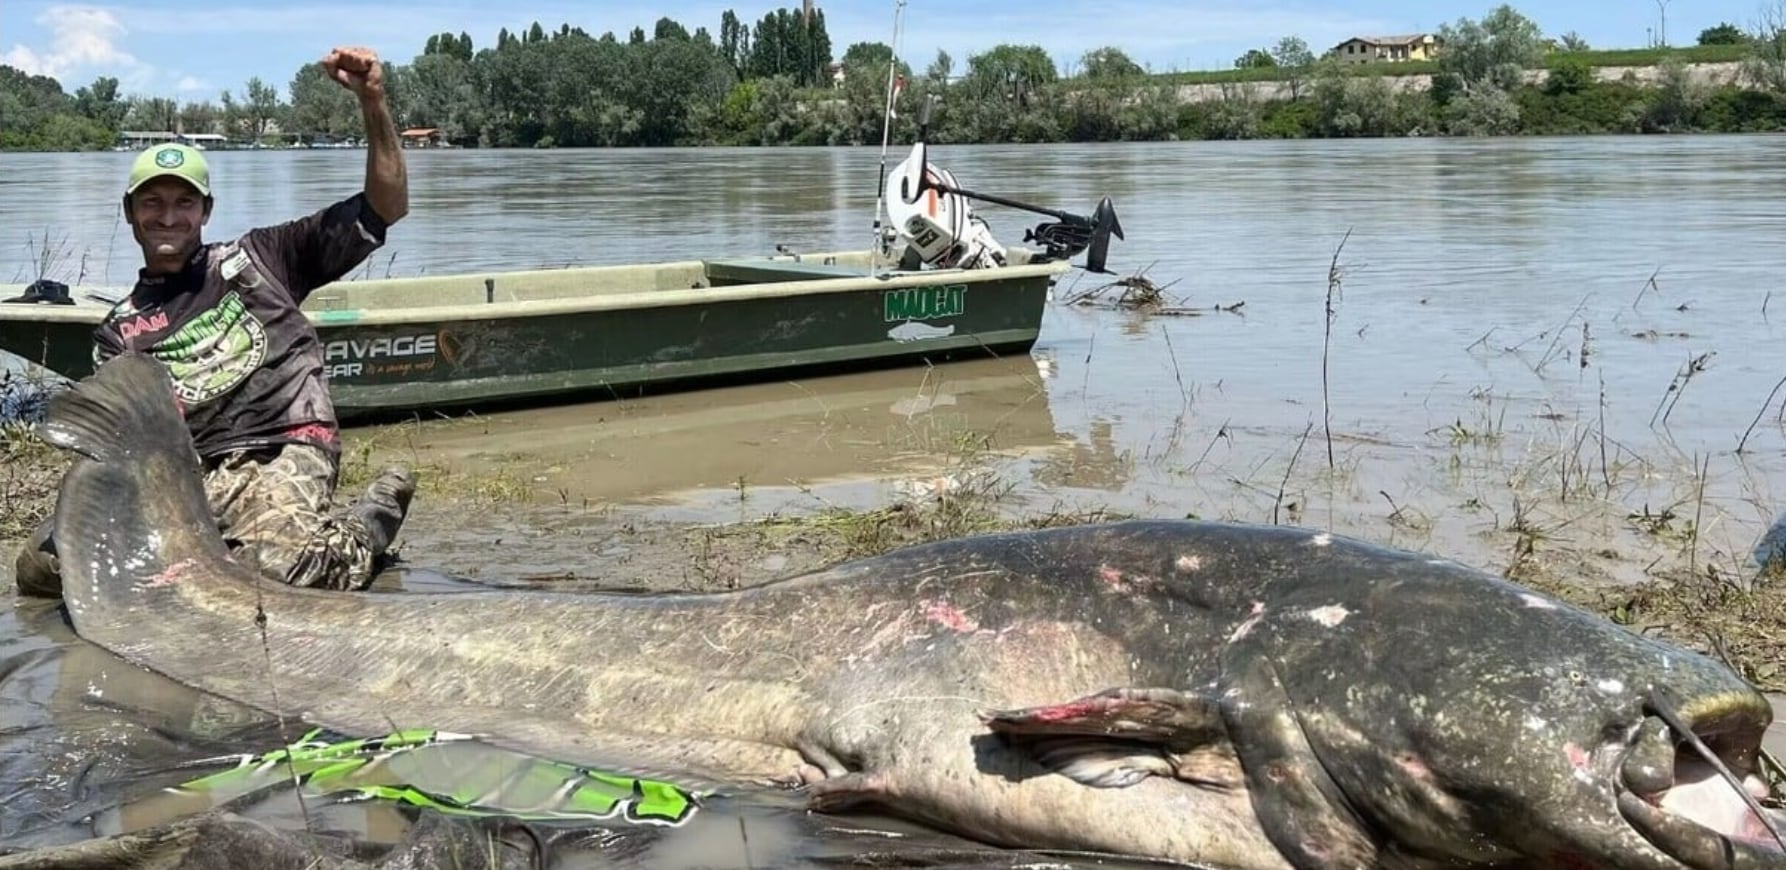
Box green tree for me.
[1310,56,1401,136]
[287,61,362,139]
[1544,54,1595,95]
[1235,49,1276,69]
[1446,87,1521,134]
[1435,4,1545,94]
[423,32,475,62]
[624,34,733,145]
[1699,22,1748,45]
[840,40,896,73]
[1081,47,1143,80]
[1742,4,1786,91]
[73,76,127,129]
[243,77,283,139]
[125,96,179,132]
[959,44,1057,106]
[747,7,832,86]
[0,65,113,150]
[217,90,243,136]
[404,51,482,143]
[1271,36,1316,100]
[719,10,750,80]
[924,49,953,84]
[178,100,218,135]
[1643,55,1709,129]
[824,41,910,143]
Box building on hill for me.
[1330,34,1442,64]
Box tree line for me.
[3,2,1784,152]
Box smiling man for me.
[14,45,416,598]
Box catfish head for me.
[1284,635,1786,869]
[981,526,1784,868]
[1250,551,1786,870]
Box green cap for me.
[126,143,211,197]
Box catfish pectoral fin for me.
[980,686,1238,789]
[979,686,1225,741]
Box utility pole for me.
[1655,0,1671,46]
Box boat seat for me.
[703,258,870,286]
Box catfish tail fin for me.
[39,353,228,628]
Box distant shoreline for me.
[3,31,1781,153]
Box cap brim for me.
[127,171,210,198]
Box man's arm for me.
[241,45,407,302]
[323,45,407,226]
[245,195,387,300]
[358,80,407,226]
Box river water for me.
[2,136,1785,863]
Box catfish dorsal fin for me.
[980,686,1239,790]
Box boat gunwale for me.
[0,256,1068,328]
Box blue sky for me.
[0,0,1769,99]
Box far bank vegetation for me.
[3,2,1785,152]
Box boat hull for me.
[0,251,1063,420]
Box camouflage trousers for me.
[203,443,379,592]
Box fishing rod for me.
[869,0,909,274]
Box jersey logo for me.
[144,290,269,405]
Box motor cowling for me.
[886,156,1008,271]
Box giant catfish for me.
[30,352,1786,868]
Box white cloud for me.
[124,4,434,36]
[2,4,143,80]
[175,74,208,92]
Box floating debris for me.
[1060,264,1241,317]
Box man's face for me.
[128,177,210,274]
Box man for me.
[14,45,415,597]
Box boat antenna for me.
[869,0,908,276]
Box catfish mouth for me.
[1615,687,1786,868]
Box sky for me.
[0,0,1771,100]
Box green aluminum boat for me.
[0,249,1069,420]
[2,121,1124,421]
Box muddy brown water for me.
[3,137,1785,862]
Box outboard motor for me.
[885,153,1008,271]
[882,95,1125,274]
